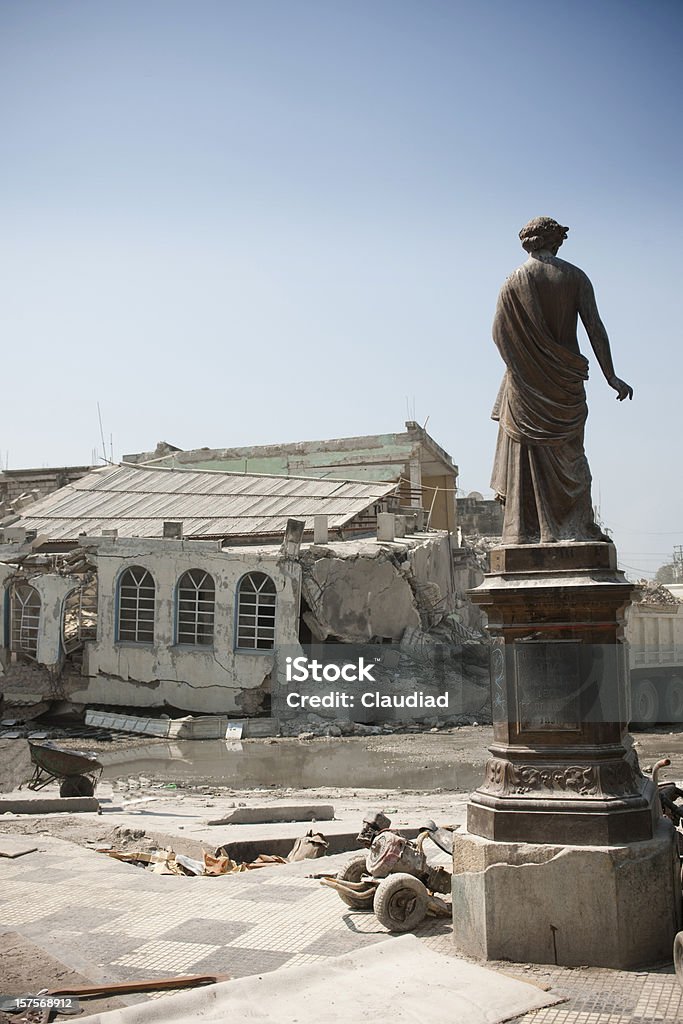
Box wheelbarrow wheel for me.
[60,775,95,798]
[335,855,372,910]
[674,931,683,989]
[374,873,428,932]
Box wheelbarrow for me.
[321,811,454,932]
[27,740,103,798]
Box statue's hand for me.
[608,375,633,401]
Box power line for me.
[608,527,683,536]
[618,552,678,557]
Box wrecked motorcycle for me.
[649,758,683,990]
[320,811,454,932]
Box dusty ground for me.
[1,727,683,1018]
[0,933,125,1023]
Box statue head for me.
[519,217,569,254]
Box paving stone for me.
[192,946,293,978]
[227,883,314,904]
[299,927,387,957]
[161,917,252,945]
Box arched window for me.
[118,566,155,643]
[236,572,276,650]
[176,569,215,646]
[10,583,41,657]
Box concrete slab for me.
[0,837,38,858]
[0,795,100,814]
[207,803,335,825]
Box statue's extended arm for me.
[578,274,633,401]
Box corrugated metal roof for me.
[16,465,397,541]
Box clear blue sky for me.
[1,0,681,577]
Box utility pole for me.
[673,546,683,581]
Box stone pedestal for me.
[467,542,655,846]
[453,541,682,967]
[451,822,681,968]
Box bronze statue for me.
[490,217,633,545]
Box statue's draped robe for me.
[490,263,602,544]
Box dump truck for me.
[626,583,683,725]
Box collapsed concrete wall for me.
[451,545,487,632]
[299,534,455,643]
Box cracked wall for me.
[77,538,301,714]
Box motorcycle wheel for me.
[374,873,428,932]
[335,854,373,910]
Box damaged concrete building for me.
[124,420,459,533]
[0,464,94,524]
[0,463,486,726]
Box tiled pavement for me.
[1,836,682,1023]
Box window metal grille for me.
[236,571,276,650]
[10,583,41,657]
[118,566,155,643]
[177,569,215,646]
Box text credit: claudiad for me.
[283,656,448,710]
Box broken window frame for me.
[235,571,276,651]
[117,566,156,644]
[175,569,215,647]
[9,582,41,658]
[62,579,99,653]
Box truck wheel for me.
[374,873,428,932]
[335,855,372,910]
[665,677,683,723]
[631,679,659,726]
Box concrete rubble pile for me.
[636,578,681,606]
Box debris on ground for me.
[286,830,329,861]
[101,846,295,875]
[101,827,329,876]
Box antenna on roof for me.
[96,403,113,464]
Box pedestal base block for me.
[451,820,681,969]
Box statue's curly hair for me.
[519,217,569,253]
